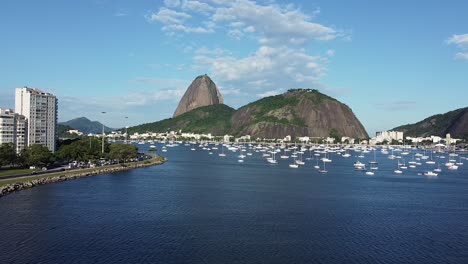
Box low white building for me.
[223,135,232,142]
[67,129,83,136]
[371,130,404,144]
[341,137,355,144]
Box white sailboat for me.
[425,150,435,164]
[267,152,278,164]
[318,160,328,173]
[295,152,305,165]
[314,158,320,169]
[394,160,403,174]
[219,145,226,157]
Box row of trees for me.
[0,137,138,169]
[0,143,54,168]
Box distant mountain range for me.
[393,107,468,139]
[59,117,114,135]
[127,75,369,139]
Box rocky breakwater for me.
[0,156,167,198]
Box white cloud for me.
[243,25,255,33]
[455,52,468,60]
[230,21,245,27]
[256,89,281,97]
[150,8,191,24]
[149,7,214,34]
[248,79,271,87]
[182,1,215,14]
[228,29,243,39]
[326,49,335,57]
[150,0,339,42]
[211,0,337,44]
[447,33,468,60]
[164,0,181,8]
[219,87,243,95]
[447,34,468,49]
[163,24,214,33]
[209,0,232,5]
[194,45,327,98]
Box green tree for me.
[0,143,17,166]
[109,144,138,163]
[24,144,53,167]
[56,137,110,162]
[329,128,342,143]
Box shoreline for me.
[0,155,167,199]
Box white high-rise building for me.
[15,87,58,152]
[0,108,28,153]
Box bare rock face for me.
[231,89,369,139]
[173,74,223,117]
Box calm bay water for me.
[1,144,467,264]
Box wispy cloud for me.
[256,89,282,97]
[114,11,127,17]
[447,33,468,60]
[164,0,181,8]
[58,77,190,126]
[455,52,468,60]
[148,6,214,34]
[447,34,468,48]
[182,1,215,14]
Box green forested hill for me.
[127,104,235,136]
[393,107,468,138]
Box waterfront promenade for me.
[0,155,166,198]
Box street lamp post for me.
[101,111,106,154]
[125,116,128,144]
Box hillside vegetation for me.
[128,104,235,136]
[393,107,468,138]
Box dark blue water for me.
[1,144,467,264]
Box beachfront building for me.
[0,108,28,153]
[15,87,58,152]
[370,130,404,144]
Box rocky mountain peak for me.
[173,74,223,117]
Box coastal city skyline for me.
[1,0,468,135]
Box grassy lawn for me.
[0,168,33,177]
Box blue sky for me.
[1,0,467,135]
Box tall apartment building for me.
[0,108,28,153]
[15,87,58,152]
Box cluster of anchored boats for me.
[157,142,465,177]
